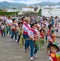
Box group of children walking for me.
[0,15,60,61]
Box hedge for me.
[0,11,18,16]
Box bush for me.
[38,9,42,16]
[0,11,18,16]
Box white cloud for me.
[19,0,42,4]
[0,0,14,2]
[0,0,60,4]
[0,0,42,4]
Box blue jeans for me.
[11,30,18,40]
[1,30,6,37]
[6,26,11,35]
[29,40,39,57]
[23,34,29,50]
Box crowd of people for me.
[0,15,60,61]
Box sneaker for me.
[30,57,33,61]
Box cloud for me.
[0,0,42,4]
[19,0,42,4]
[0,0,14,2]
[0,0,60,4]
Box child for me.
[28,23,39,61]
[17,22,23,44]
[11,19,18,41]
[49,43,59,61]
[47,24,54,53]
[1,22,6,37]
[40,29,45,45]
[6,16,12,35]
[51,31,56,42]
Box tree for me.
[38,9,42,16]
[34,7,38,11]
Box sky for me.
[0,0,60,4]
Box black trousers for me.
[17,34,21,43]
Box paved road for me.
[56,31,60,38]
[0,35,60,61]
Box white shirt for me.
[6,19,12,25]
[1,25,5,30]
[45,22,49,27]
[12,23,18,29]
[28,30,35,38]
[22,23,30,33]
[0,16,4,19]
[34,28,40,39]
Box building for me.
[5,8,21,12]
[42,7,60,17]
[22,6,34,12]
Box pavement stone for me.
[0,35,60,61]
